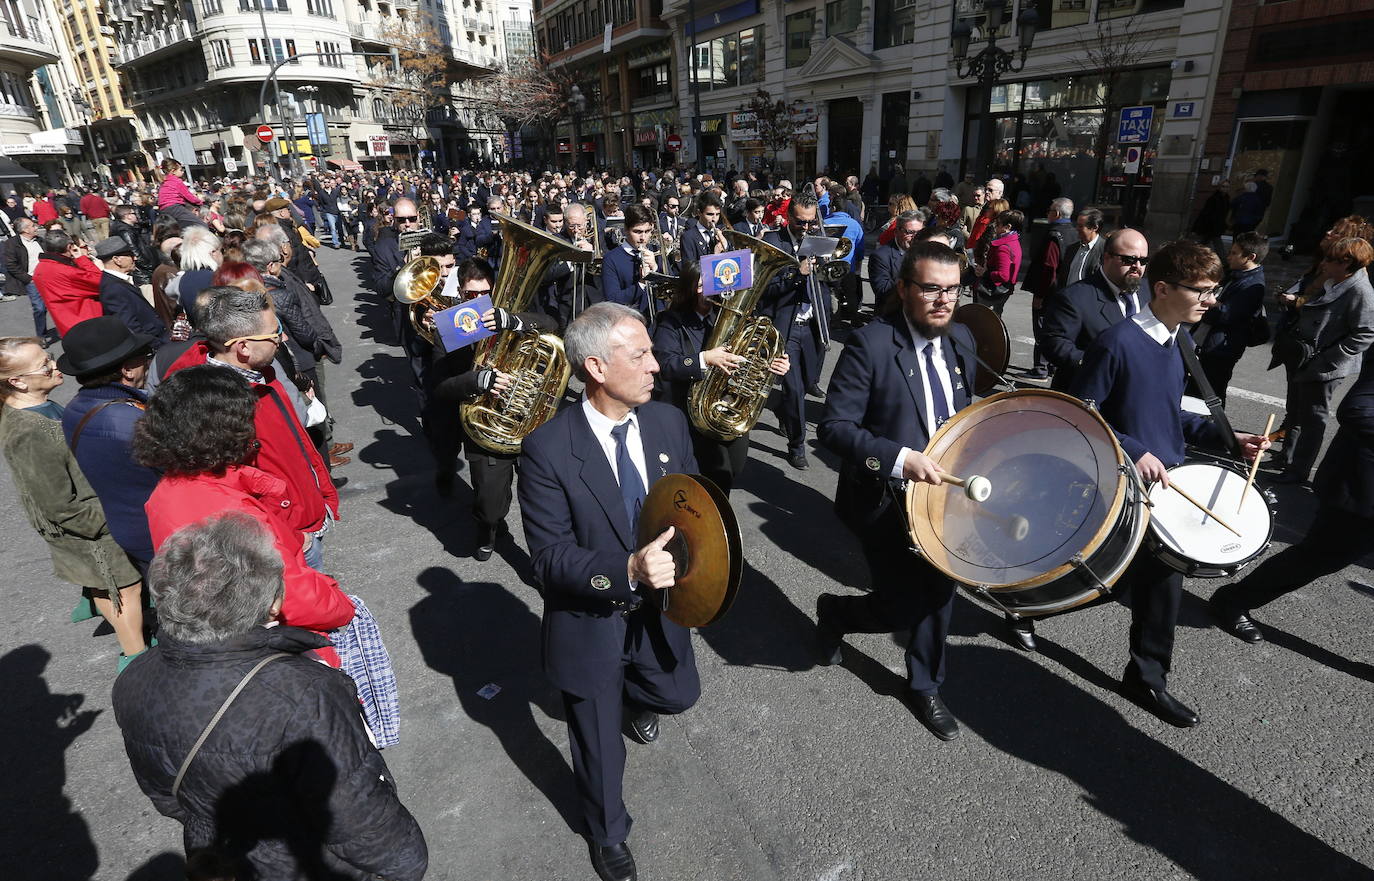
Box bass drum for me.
[906,389,1150,617]
[1146,460,1275,578]
[952,303,1010,396]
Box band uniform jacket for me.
[678,222,721,272]
[868,243,905,312]
[518,400,699,699]
[760,230,834,332]
[601,245,651,313]
[1040,269,1128,392]
[817,312,976,531]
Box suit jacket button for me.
[684,357,693,366]
[865,457,881,472]
[591,575,612,591]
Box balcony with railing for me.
[114,19,195,67]
[0,16,60,67]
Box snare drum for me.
[1146,460,1274,578]
[905,389,1150,617]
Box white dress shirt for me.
[1103,274,1141,319]
[582,396,649,491]
[891,322,956,479]
[1131,304,1177,346]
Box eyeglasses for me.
[8,356,56,379]
[1172,281,1222,303]
[1108,252,1149,267]
[395,215,419,223]
[905,282,964,302]
[793,219,821,229]
[224,320,285,347]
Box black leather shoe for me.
[911,693,960,741]
[815,594,844,666]
[589,841,637,881]
[807,384,825,398]
[1121,679,1200,728]
[1007,614,1037,652]
[625,708,659,745]
[1210,600,1265,643]
[474,522,498,562]
[787,452,808,470]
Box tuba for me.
[688,229,799,441]
[459,212,593,455]
[393,256,446,346]
[818,236,853,283]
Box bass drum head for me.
[907,390,1133,591]
[636,473,743,628]
[1147,462,1273,574]
[953,303,1010,396]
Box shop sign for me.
[0,143,68,155]
[634,128,659,146]
[581,141,596,152]
[699,115,726,135]
[790,105,818,141]
[730,111,757,141]
[368,135,391,156]
[558,142,572,154]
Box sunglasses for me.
[224,320,285,347]
[395,215,420,223]
[1108,252,1148,267]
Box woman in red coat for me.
[974,209,1024,316]
[133,365,352,665]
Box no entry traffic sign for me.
[666,134,683,151]
[256,125,274,144]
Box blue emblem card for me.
[434,294,496,351]
[701,249,754,298]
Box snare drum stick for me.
[1167,483,1243,537]
[1239,413,1275,513]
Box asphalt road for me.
[2,245,1371,881]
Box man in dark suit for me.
[600,205,657,315]
[95,237,167,346]
[657,194,685,247]
[1024,197,1075,379]
[1057,207,1105,288]
[677,193,727,273]
[762,192,832,470]
[453,204,493,262]
[1,217,50,343]
[869,209,924,314]
[732,198,768,238]
[816,240,977,740]
[518,302,701,881]
[1040,227,1148,392]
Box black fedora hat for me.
[56,317,155,378]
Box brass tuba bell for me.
[458,213,593,455]
[392,255,447,346]
[818,236,853,283]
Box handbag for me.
[1247,303,1271,347]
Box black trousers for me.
[1197,350,1240,408]
[428,363,517,530]
[1031,299,1051,371]
[1121,554,1184,692]
[777,320,824,457]
[835,273,861,317]
[689,428,750,495]
[827,509,958,696]
[393,300,433,419]
[1211,505,1373,615]
[563,611,700,846]
[1284,377,1339,479]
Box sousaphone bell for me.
[636,474,743,627]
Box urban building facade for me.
[53,0,140,182]
[0,0,86,184]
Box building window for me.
[285,38,298,62]
[785,10,813,68]
[271,37,286,63]
[633,60,670,103]
[306,0,334,15]
[1097,0,1184,20]
[737,25,762,84]
[240,0,289,10]
[874,0,915,49]
[248,38,263,63]
[209,39,234,69]
[691,24,764,92]
[825,0,860,36]
[372,96,386,120]
[202,0,223,14]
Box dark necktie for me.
[1120,291,1137,317]
[610,421,645,530]
[924,343,951,425]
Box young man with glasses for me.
[1054,240,1268,728]
[1041,227,1149,393]
[762,193,834,470]
[816,241,977,740]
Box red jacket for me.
[32,197,57,224]
[33,252,103,336]
[166,341,339,533]
[987,231,1022,288]
[146,465,352,666]
[79,193,110,219]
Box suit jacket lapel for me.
[891,318,932,439]
[570,406,635,551]
[942,331,971,410]
[637,407,674,490]
[1097,277,1121,326]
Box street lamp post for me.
[69,90,103,186]
[950,0,1038,181]
[569,83,586,178]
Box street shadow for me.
[124,852,185,881]
[696,560,818,671]
[740,457,869,592]
[948,643,1374,881]
[409,567,579,833]
[353,352,425,438]
[1258,625,1374,684]
[0,645,100,881]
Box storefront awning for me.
[0,157,39,180]
[327,158,364,171]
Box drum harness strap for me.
[1177,331,1246,462]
